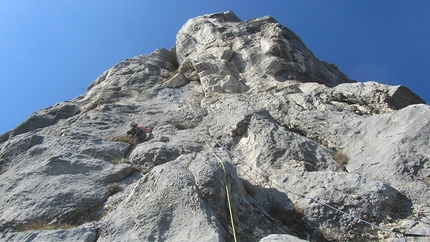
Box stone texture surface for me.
[0,11,428,242]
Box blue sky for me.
[1,1,429,134]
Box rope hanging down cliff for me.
[197,134,412,241]
[197,134,238,242]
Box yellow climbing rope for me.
[200,134,410,242]
[197,134,237,242]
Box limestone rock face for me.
[176,11,353,91]
[9,101,81,137]
[1,11,428,242]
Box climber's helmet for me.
[130,121,138,127]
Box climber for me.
[126,121,147,144]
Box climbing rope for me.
[198,134,411,242]
[197,134,238,242]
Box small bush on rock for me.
[159,69,179,83]
[17,220,74,232]
[172,121,187,130]
[105,135,136,145]
[334,149,349,171]
[106,182,124,196]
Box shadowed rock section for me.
[0,11,428,242]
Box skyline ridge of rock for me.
[1,11,429,242]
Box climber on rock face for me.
[126,121,147,144]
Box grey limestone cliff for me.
[1,11,428,242]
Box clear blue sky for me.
[1,1,429,134]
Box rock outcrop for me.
[1,11,428,242]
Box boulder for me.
[97,161,223,241]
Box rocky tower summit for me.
[1,11,429,242]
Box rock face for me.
[0,11,428,242]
